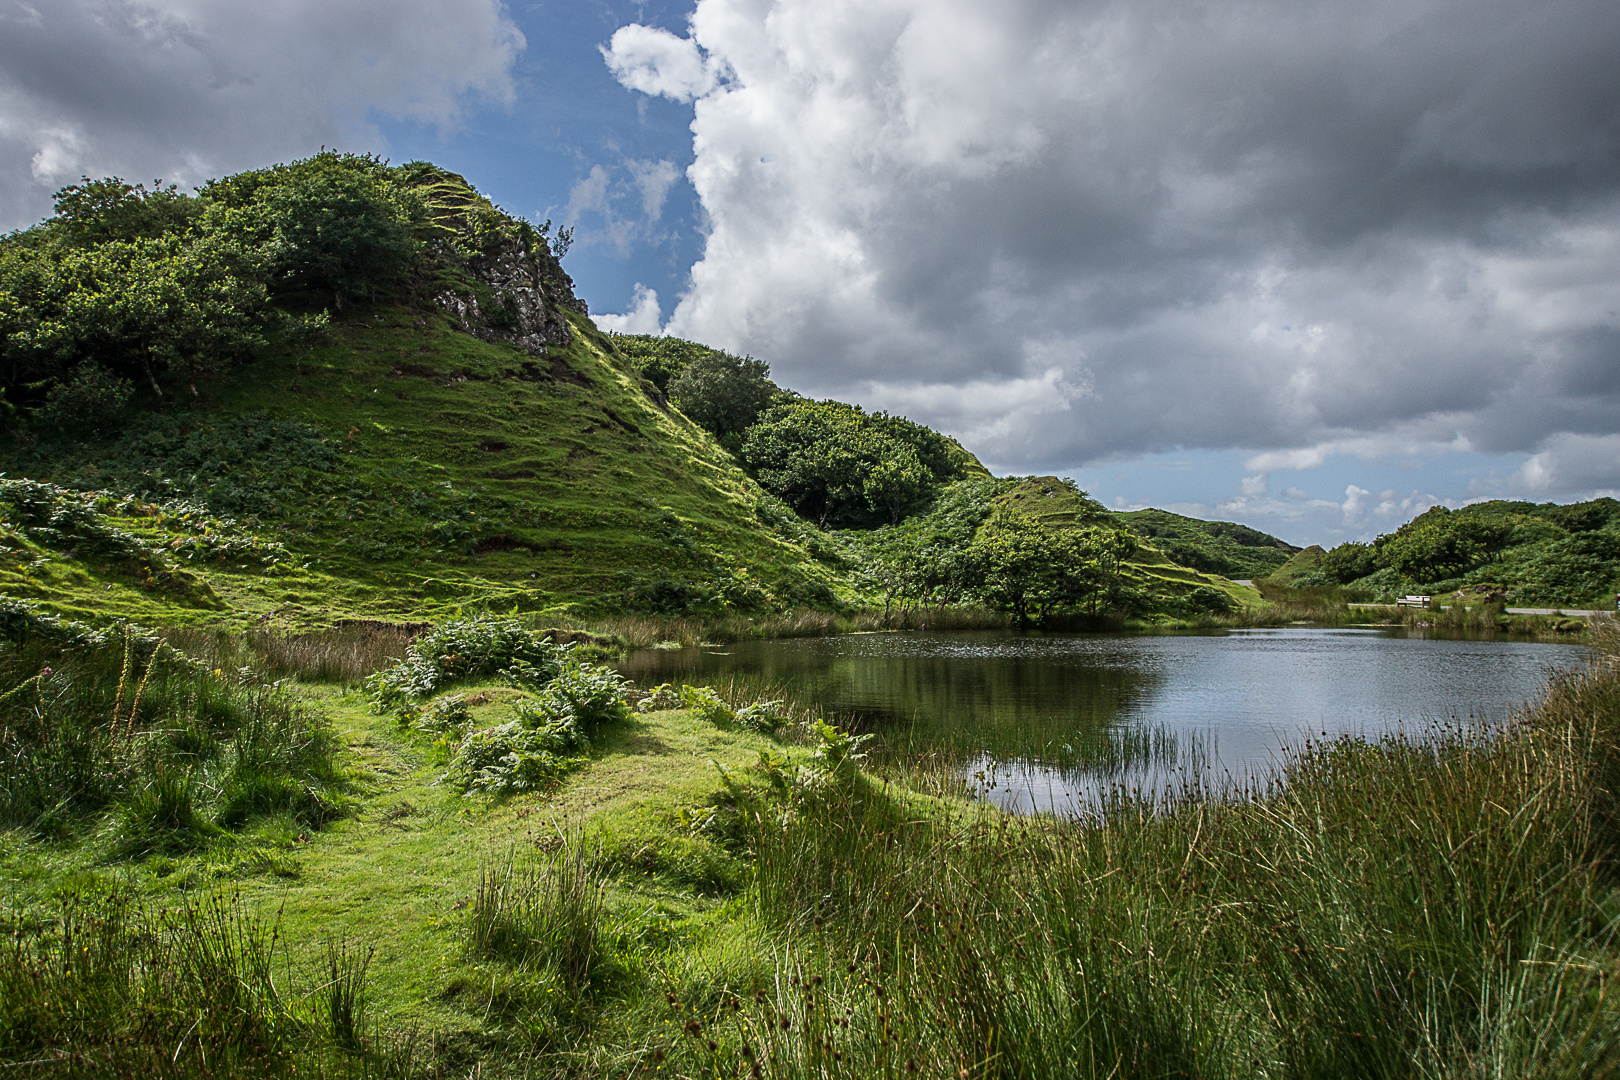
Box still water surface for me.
[619,628,1588,814]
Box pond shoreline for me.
[620,626,1590,816]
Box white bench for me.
[1396,594,1431,608]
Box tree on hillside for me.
[967,510,1138,627]
[610,334,723,394]
[1320,540,1378,584]
[667,351,779,438]
[1377,508,1511,582]
[52,177,201,245]
[0,152,541,427]
[0,220,287,402]
[740,399,963,528]
[200,152,423,310]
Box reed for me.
[164,624,417,685]
[0,890,402,1077]
[1,626,342,841]
[655,625,1620,1078]
[470,840,611,996]
[549,606,1010,650]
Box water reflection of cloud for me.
[619,628,1584,815]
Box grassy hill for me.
[994,478,1262,606]
[1267,544,1327,585]
[0,153,1293,632]
[1294,499,1620,605]
[839,475,1264,615]
[1109,508,1299,580]
[0,306,846,627]
[0,160,860,628]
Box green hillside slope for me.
[1109,508,1300,580]
[998,480,1262,608]
[0,159,843,626]
[1301,499,1620,605]
[0,153,1291,630]
[838,475,1263,619]
[0,308,842,625]
[1268,545,1327,585]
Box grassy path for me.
[231,685,786,1039]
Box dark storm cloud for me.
[604,0,1620,496]
[0,0,522,229]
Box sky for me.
[3,0,1618,549]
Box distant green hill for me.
[1299,499,1620,606]
[1267,545,1327,585]
[837,475,1263,615]
[1108,508,1300,580]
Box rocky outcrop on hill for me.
[406,163,589,356]
[435,237,582,354]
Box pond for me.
[618,628,1589,814]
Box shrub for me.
[40,364,133,434]
[443,664,628,795]
[0,601,342,843]
[112,771,216,857]
[739,399,966,528]
[403,693,472,734]
[677,683,786,735]
[1186,584,1235,615]
[668,350,779,437]
[367,617,566,710]
[534,662,630,728]
[809,718,872,779]
[447,719,580,795]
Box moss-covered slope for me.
[1267,545,1327,586]
[0,307,842,626]
[995,477,1264,608]
[1109,507,1299,580]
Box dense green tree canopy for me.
[0,152,555,431]
[1303,496,1620,604]
[738,399,965,527]
[1375,508,1512,581]
[966,510,1138,627]
[667,351,779,438]
[609,334,723,394]
[1319,540,1378,584]
[199,154,424,309]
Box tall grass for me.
[471,840,611,996]
[0,890,410,1077]
[552,606,1009,650]
[653,622,1620,1078]
[164,624,416,685]
[1392,603,1594,637]
[0,609,343,844]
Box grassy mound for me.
[995,477,1264,611]
[0,306,843,626]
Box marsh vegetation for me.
[1,610,1615,1076]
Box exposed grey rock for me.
[434,238,584,354]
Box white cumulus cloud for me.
[0,0,523,229]
[593,284,665,335]
[1511,433,1620,497]
[603,0,1620,483]
[601,23,717,103]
